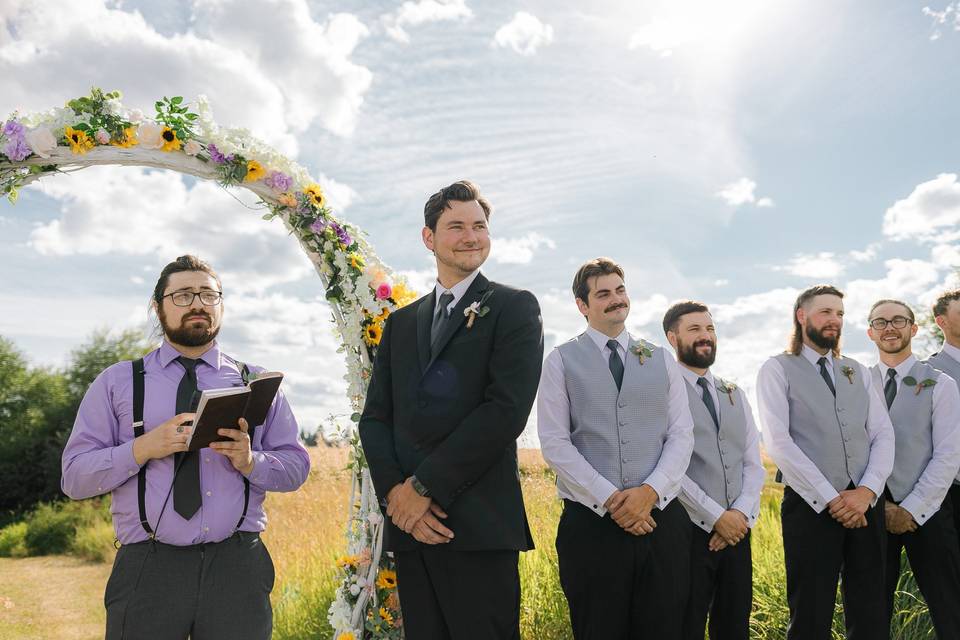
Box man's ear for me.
[666,330,678,351]
[422,226,434,253]
[575,297,589,319]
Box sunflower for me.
[391,281,419,308]
[160,127,181,152]
[244,159,265,182]
[375,568,397,589]
[379,607,394,626]
[336,633,355,640]
[363,323,383,347]
[110,126,139,148]
[335,554,359,568]
[303,183,326,208]
[64,127,95,154]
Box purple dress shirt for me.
[61,341,311,545]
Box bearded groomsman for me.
[866,299,960,637]
[756,284,894,640]
[925,289,960,545]
[662,301,764,640]
[538,257,695,640]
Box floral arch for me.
[0,89,401,638]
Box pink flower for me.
[24,127,56,158]
[376,283,392,300]
[95,129,110,145]
[184,140,202,156]
[128,109,144,124]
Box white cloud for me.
[0,0,372,151]
[923,3,960,40]
[627,0,769,57]
[849,243,881,262]
[882,173,960,242]
[490,232,556,264]
[715,177,774,208]
[774,252,845,279]
[492,12,554,56]
[843,258,942,328]
[628,18,693,57]
[380,0,472,44]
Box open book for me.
[187,371,284,451]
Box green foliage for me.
[0,521,28,557]
[0,498,112,560]
[65,87,132,142]
[153,95,199,142]
[71,518,116,563]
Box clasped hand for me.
[386,478,455,545]
[827,486,875,528]
[884,502,918,535]
[604,485,659,536]
[708,509,750,551]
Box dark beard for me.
[678,338,716,369]
[806,322,840,351]
[158,308,219,347]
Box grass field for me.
[0,447,936,639]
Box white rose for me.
[138,122,163,149]
[128,109,144,124]
[349,584,361,596]
[24,127,56,158]
[104,98,122,116]
[184,140,201,156]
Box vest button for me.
[618,419,625,426]
[618,401,626,408]
[621,439,627,444]
[622,457,628,463]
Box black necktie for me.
[173,356,202,520]
[430,291,455,353]
[697,377,720,430]
[607,339,624,391]
[817,357,836,397]
[884,368,898,409]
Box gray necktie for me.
[430,291,455,351]
[607,339,624,391]
[884,368,898,410]
[697,376,720,430]
[818,357,836,397]
[173,356,202,520]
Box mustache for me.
[604,302,628,313]
[692,340,715,349]
[182,312,212,324]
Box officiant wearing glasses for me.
[61,254,310,640]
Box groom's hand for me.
[411,503,455,545]
[608,484,659,533]
[386,477,432,533]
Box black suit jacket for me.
[359,273,543,552]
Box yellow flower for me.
[110,126,139,148]
[375,568,397,590]
[303,183,326,208]
[245,159,265,182]
[64,127,94,154]
[379,607,394,625]
[363,323,383,347]
[160,127,181,152]
[391,281,419,308]
[336,633,355,640]
[277,192,297,208]
[335,554,359,568]
[349,253,364,271]
[375,307,390,324]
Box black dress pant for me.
[885,497,960,638]
[682,524,752,640]
[104,531,275,640]
[781,486,886,640]
[556,498,691,640]
[394,547,521,640]
[950,483,960,548]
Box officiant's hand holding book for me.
[186,371,284,451]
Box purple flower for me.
[207,143,234,164]
[330,222,352,247]
[265,171,293,193]
[3,136,31,161]
[309,219,328,234]
[2,120,25,138]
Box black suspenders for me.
[131,356,256,537]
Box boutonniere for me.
[464,291,493,329]
[902,376,937,395]
[840,365,855,384]
[630,341,654,365]
[716,380,738,405]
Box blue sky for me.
[2,0,960,442]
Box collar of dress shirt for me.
[878,353,917,381]
[677,363,714,390]
[433,269,481,313]
[801,343,834,368]
[158,339,222,370]
[942,341,960,364]
[585,325,630,353]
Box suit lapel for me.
[425,274,490,371]
[416,290,436,373]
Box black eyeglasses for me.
[163,290,223,307]
[869,316,911,330]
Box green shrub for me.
[0,521,28,557]
[71,519,116,563]
[24,502,84,554]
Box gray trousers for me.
[105,531,275,640]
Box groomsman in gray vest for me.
[538,257,695,640]
[866,299,960,637]
[925,289,960,545]
[756,284,894,640]
[662,301,764,640]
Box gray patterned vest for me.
[871,361,936,502]
[557,333,669,492]
[774,353,870,492]
[923,349,960,485]
[684,377,747,508]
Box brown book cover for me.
[187,372,284,451]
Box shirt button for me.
[203,527,209,533]
[128,470,135,476]
[622,457,628,463]
[593,504,598,509]
[813,500,818,505]
[205,458,210,463]
[97,487,103,492]
[623,476,629,483]
[205,491,212,497]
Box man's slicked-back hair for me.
[152,255,221,305]
[788,284,844,355]
[572,257,624,304]
[423,180,492,232]
[933,289,960,318]
[662,300,710,336]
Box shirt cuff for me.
[116,438,142,478]
[857,474,885,505]
[589,476,619,514]
[899,494,936,526]
[244,451,270,487]
[730,497,759,527]
[642,470,673,509]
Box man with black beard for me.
[756,284,894,640]
[62,255,310,640]
[663,301,764,640]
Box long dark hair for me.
[788,284,844,356]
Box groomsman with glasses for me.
[662,301,764,640]
[925,289,960,549]
[756,284,894,640]
[537,257,694,640]
[866,299,960,637]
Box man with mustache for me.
[866,299,960,637]
[61,255,310,640]
[662,301,764,640]
[756,284,894,640]
[537,257,694,639]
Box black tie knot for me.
[438,292,454,318]
[817,356,837,397]
[696,376,711,392]
[607,339,624,391]
[606,339,619,352]
[817,356,828,367]
[887,368,897,380]
[177,356,198,373]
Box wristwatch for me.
[411,475,430,497]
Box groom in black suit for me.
[359,180,544,639]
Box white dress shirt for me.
[875,354,960,524]
[537,326,695,516]
[756,344,895,512]
[935,342,960,483]
[676,366,766,531]
[433,269,481,315]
